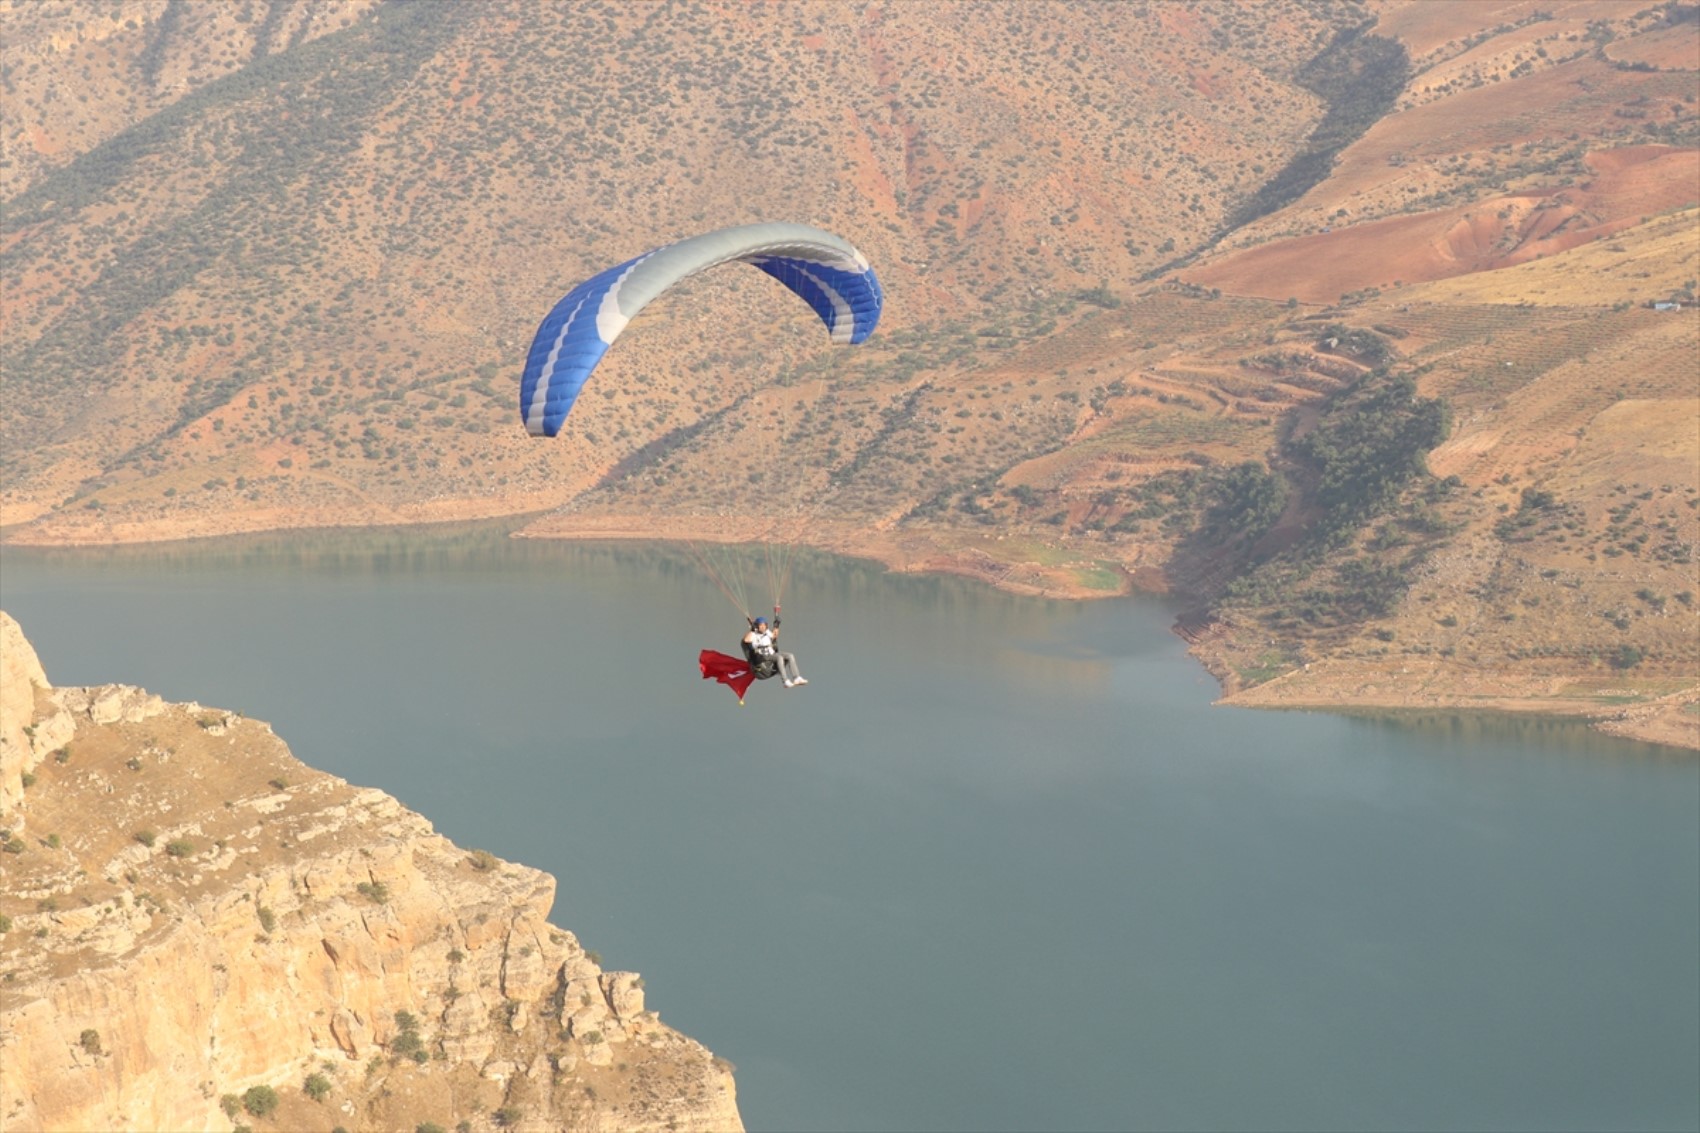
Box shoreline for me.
[1219,686,1700,753]
[5,508,1693,751]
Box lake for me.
[2,529,1696,1132]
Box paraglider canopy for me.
[520,221,883,437]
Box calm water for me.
[3,530,1696,1133]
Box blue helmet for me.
[754,617,768,627]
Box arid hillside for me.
[0,0,384,193]
[2,0,1696,743]
[1,0,1345,525]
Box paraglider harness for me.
[742,613,781,680]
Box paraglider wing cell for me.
[700,649,758,703]
[521,222,883,437]
[747,254,882,345]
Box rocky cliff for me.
[0,611,742,1133]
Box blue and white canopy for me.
[520,221,884,437]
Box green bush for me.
[391,1009,426,1059]
[242,1084,279,1117]
[165,839,194,858]
[304,1071,332,1102]
[134,830,157,847]
[79,1029,102,1055]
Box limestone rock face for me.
[0,612,742,1133]
[0,611,73,826]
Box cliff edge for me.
[0,611,742,1132]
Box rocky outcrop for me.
[0,611,742,1133]
[0,614,73,826]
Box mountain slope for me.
[1,0,1344,524]
[2,0,1696,743]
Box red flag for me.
[699,649,757,704]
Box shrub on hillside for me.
[242,1085,278,1118]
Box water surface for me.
[3,531,1695,1132]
